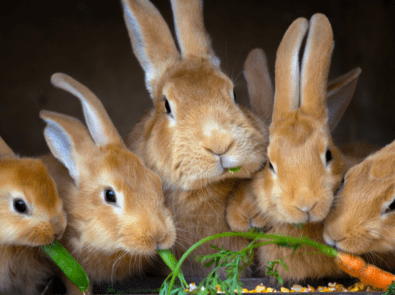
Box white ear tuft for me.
[121,0,180,96]
[42,118,80,185]
[51,73,124,148]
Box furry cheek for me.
[255,172,282,222]
[312,190,334,222]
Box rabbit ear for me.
[51,73,124,148]
[272,18,309,123]
[170,0,219,66]
[327,68,362,131]
[40,110,96,186]
[0,137,16,158]
[244,48,274,126]
[300,14,334,118]
[121,0,180,95]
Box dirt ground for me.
[1,0,394,156]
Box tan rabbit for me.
[121,0,269,277]
[323,139,395,271]
[226,47,363,236]
[234,14,368,282]
[40,73,176,295]
[0,137,67,295]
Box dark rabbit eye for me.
[164,99,171,114]
[384,199,395,214]
[104,189,116,203]
[13,199,27,214]
[268,161,275,174]
[389,201,395,211]
[325,149,333,163]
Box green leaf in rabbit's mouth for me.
[228,166,241,173]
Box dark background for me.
[1,0,394,156]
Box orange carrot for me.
[336,251,395,290]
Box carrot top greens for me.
[158,228,395,295]
[159,228,340,295]
[384,281,395,295]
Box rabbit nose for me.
[205,139,234,157]
[295,201,317,215]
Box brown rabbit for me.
[121,0,269,277]
[226,46,364,236]
[40,73,176,295]
[0,137,67,295]
[323,139,395,272]
[224,14,369,283]
[253,14,367,283]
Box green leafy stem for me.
[164,229,338,295]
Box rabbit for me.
[40,73,176,295]
[323,139,395,272]
[234,14,370,283]
[226,46,364,235]
[0,136,67,295]
[121,0,270,277]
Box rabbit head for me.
[252,14,361,225]
[0,137,66,247]
[324,139,395,254]
[41,73,176,259]
[122,0,268,191]
[226,45,361,234]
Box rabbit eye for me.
[268,161,276,174]
[104,189,116,203]
[164,99,172,114]
[384,200,395,214]
[325,149,333,163]
[13,199,28,214]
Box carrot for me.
[336,251,395,290]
